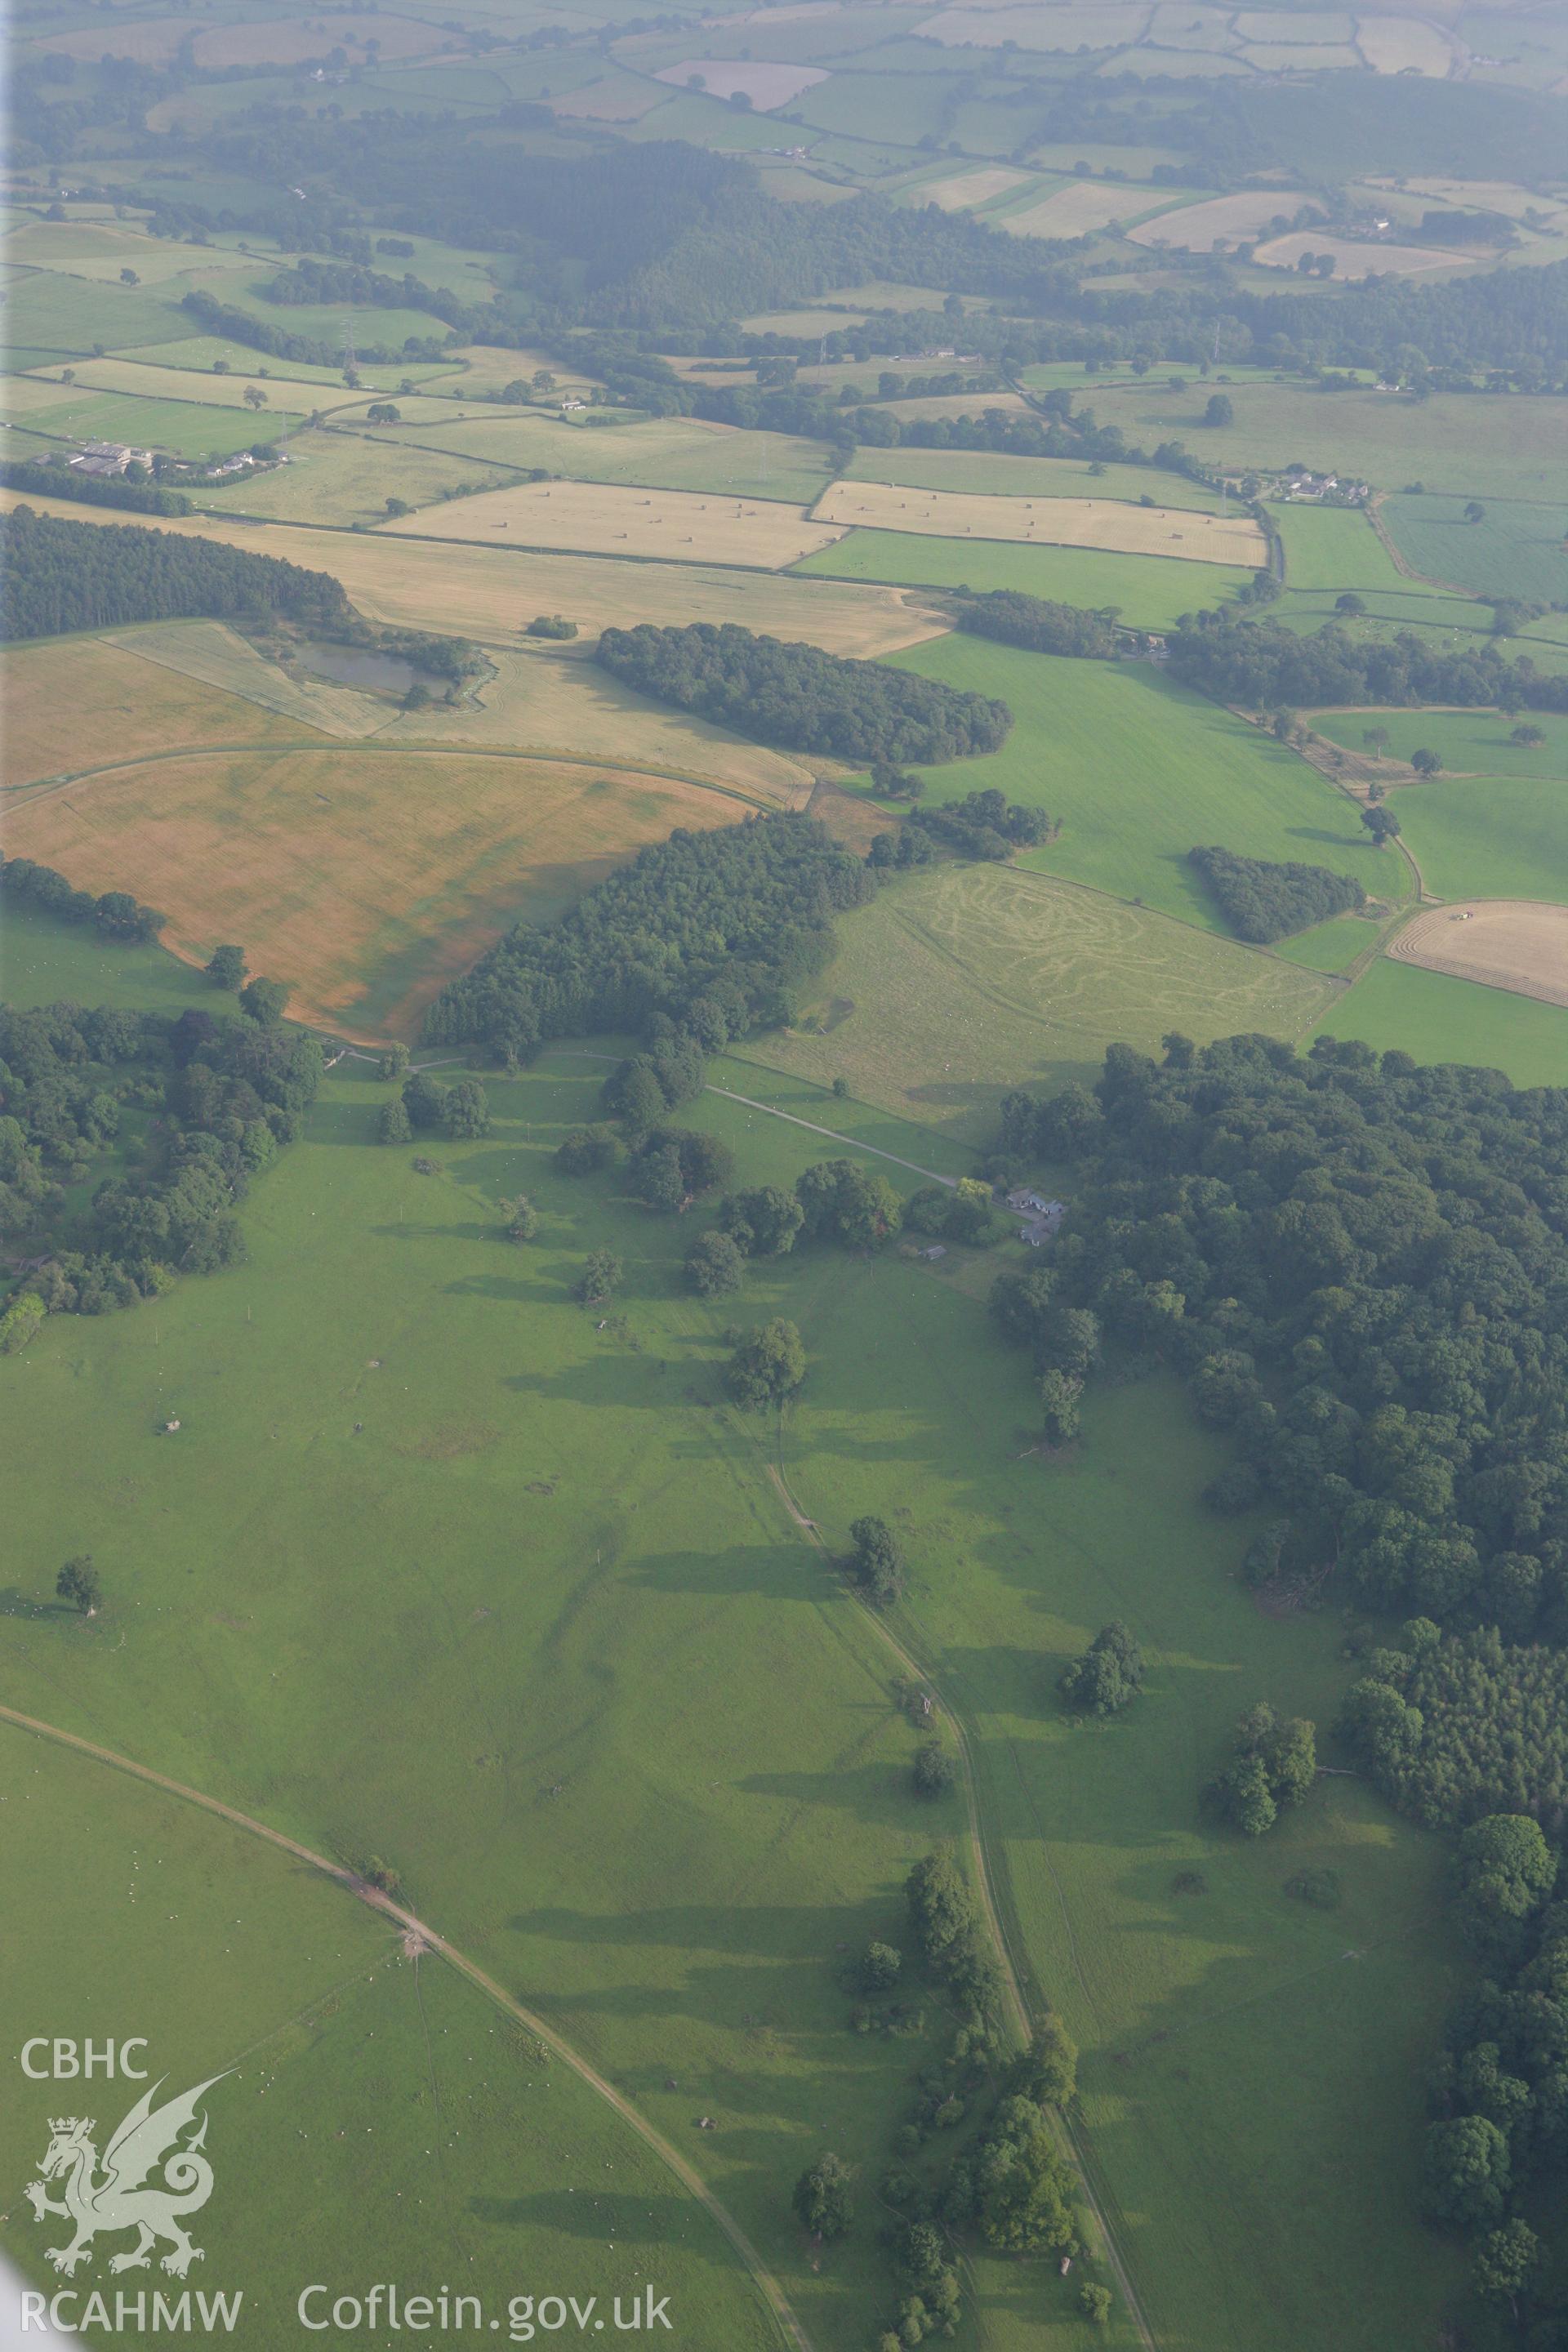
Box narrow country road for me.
[0,1704,813,2352]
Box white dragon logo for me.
[24,2074,228,2278]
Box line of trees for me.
[0,506,352,642]
[1187,845,1365,942]
[1,856,162,945]
[1168,615,1568,718]
[951,589,1120,662]
[594,622,1012,768]
[0,459,193,518]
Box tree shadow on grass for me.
[630,1545,829,1601]
[468,2189,704,2245]
[737,1762,936,1830]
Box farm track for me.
[0,1702,815,2352]
[764,1449,1160,2352]
[1,737,781,814]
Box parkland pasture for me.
[1378,492,1568,605]
[0,1031,1466,2351]
[813,479,1265,566]
[880,638,1393,928]
[0,1731,781,2349]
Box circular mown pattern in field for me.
[1387,898,1568,1008]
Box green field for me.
[879,637,1396,929]
[3,270,189,352]
[844,443,1228,510]
[1085,379,1568,500]
[0,900,216,1014]
[201,428,514,523]
[0,1036,1465,2351]
[1379,491,1568,604]
[1320,952,1568,1080]
[1272,910,1385,972]
[1388,777,1568,904]
[795,529,1250,627]
[744,862,1339,1133]
[375,412,840,506]
[1310,704,1568,779]
[7,389,308,458]
[0,1731,777,2350]
[1272,499,1428,595]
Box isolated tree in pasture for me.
[119,268,139,286]
[1334,592,1365,615]
[238,976,288,1025]
[1038,1369,1083,1446]
[1509,724,1546,749]
[379,1043,411,1081]
[443,1078,492,1139]
[205,943,247,990]
[1059,1622,1143,1716]
[793,2152,853,2241]
[905,1851,975,1967]
[860,1941,902,1993]
[1463,501,1486,525]
[57,1556,101,1615]
[243,385,267,410]
[378,1096,412,1145]
[365,401,401,423]
[1410,747,1442,777]
[1203,394,1233,427]
[555,1125,617,1175]
[576,1249,622,1305]
[849,1514,904,1605]
[501,1194,538,1243]
[686,1229,745,1297]
[1362,725,1391,757]
[727,1318,805,1410]
[401,1073,448,1130]
[913,1737,956,1797]
[1361,804,1401,847]
[1080,2283,1114,2324]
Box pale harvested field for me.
[445,345,602,397]
[383,647,813,806]
[1388,900,1568,1008]
[813,477,1265,564]
[0,487,944,657]
[1003,182,1168,238]
[1239,40,1361,65]
[1254,231,1473,277]
[381,478,846,568]
[1355,13,1454,72]
[0,222,256,285]
[654,57,828,104]
[1129,189,1325,247]
[34,16,202,63]
[918,165,1036,212]
[100,622,393,742]
[553,76,671,120]
[32,356,369,412]
[919,2,1151,42]
[1,636,328,791]
[1391,177,1568,220]
[0,375,89,417]
[6,747,750,1039]
[1147,2,1236,46]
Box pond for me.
[290,641,443,695]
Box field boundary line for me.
[704,1083,959,1185]
[0,1702,814,2352]
[762,1444,1160,2352]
